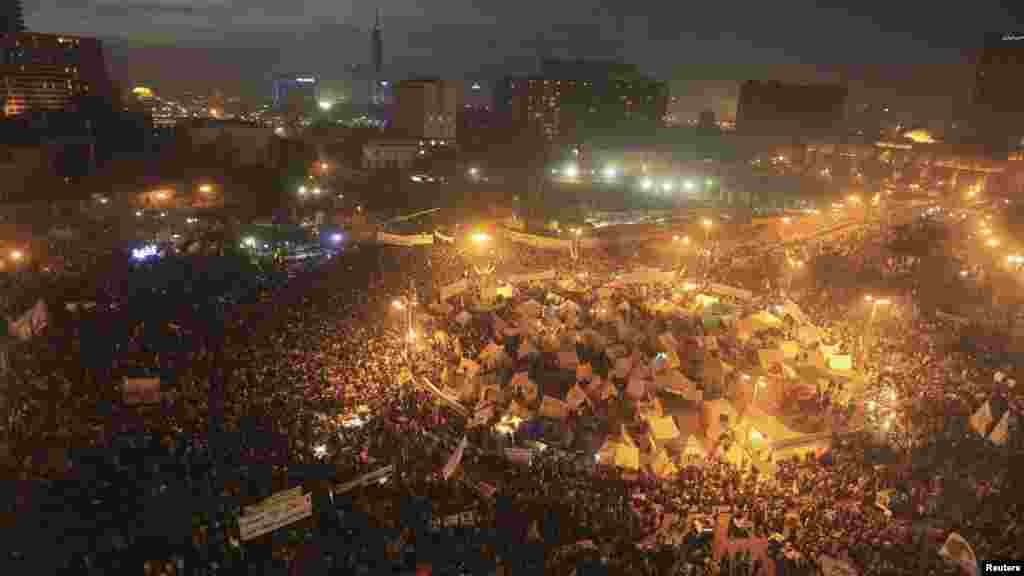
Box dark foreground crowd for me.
[2,217,1022,576]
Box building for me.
[971,33,1024,152]
[498,60,667,143]
[736,80,847,139]
[183,119,276,167]
[272,75,318,113]
[362,139,419,170]
[128,86,184,128]
[2,0,25,34]
[1,32,111,116]
[391,78,459,143]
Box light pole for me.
[861,295,891,359]
[701,218,713,278]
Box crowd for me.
[3,213,1022,576]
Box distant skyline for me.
[23,0,1024,121]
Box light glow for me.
[640,177,653,191]
[470,232,492,244]
[683,179,695,191]
[564,164,579,179]
[318,100,333,111]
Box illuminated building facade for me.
[392,78,459,143]
[0,32,110,116]
[736,80,847,139]
[498,60,667,143]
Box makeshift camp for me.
[647,416,681,441]
[566,384,590,409]
[496,285,516,299]
[558,350,580,370]
[780,341,801,359]
[540,396,569,420]
[516,300,543,318]
[828,355,853,372]
[758,349,786,370]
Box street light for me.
[986,238,1000,248]
[198,184,214,194]
[318,100,333,111]
[298,185,307,196]
[470,231,492,244]
[10,250,23,262]
[640,177,654,191]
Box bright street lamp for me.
[298,185,307,196]
[564,164,579,179]
[986,238,1000,247]
[198,184,213,194]
[661,180,674,192]
[470,232,491,244]
[10,250,23,262]
[392,299,406,311]
[683,179,695,191]
[640,177,653,191]
[602,166,617,180]
[318,100,333,111]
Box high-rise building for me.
[498,60,667,143]
[971,33,1024,151]
[1,32,111,116]
[1,0,25,34]
[735,80,847,139]
[272,74,318,113]
[392,78,459,142]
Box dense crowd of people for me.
[2,212,1022,575]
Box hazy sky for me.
[23,0,1024,120]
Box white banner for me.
[334,466,394,495]
[239,493,313,541]
[244,486,304,515]
[505,447,533,465]
[378,232,434,246]
[122,377,161,405]
[442,436,468,480]
[506,269,557,284]
[708,283,754,302]
[440,279,470,301]
[615,268,675,285]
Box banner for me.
[239,493,313,541]
[244,487,304,515]
[506,269,557,284]
[378,232,434,246]
[442,436,468,480]
[505,447,533,465]
[122,377,161,405]
[828,355,853,372]
[440,279,470,301]
[708,283,754,302]
[334,466,394,495]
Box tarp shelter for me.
[518,339,539,359]
[614,357,633,379]
[758,349,786,370]
[626,378,649,400]
[558,350,580,370]
[516,300,543,318]
[597,287,614,300]
[647,416,681,441]
[780,341,801,359]
[458,357,481,377]
[540,396,569,420]
[695,294,720,309]
[750,311,782,330]
[828,355,853,372]
[566,384,590,409]
[797,325,822,345]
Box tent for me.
[516,300,543,318]
[540,396,569,420]
[758,349,786,370]
[647,416,681,441]
[626,378,648,400]
[598,442,639,470]
[780,341,801,359]
[558,350,580,370]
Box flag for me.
[988,411,1011,446]
[938,532,977,576]
[442,436,468,481]
[8,299,49,341]
[970,401,993,436]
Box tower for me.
[370,9,383,105]
[2,0,26,34]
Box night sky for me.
[23,0,1024,121]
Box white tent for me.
[516,300,543,318]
